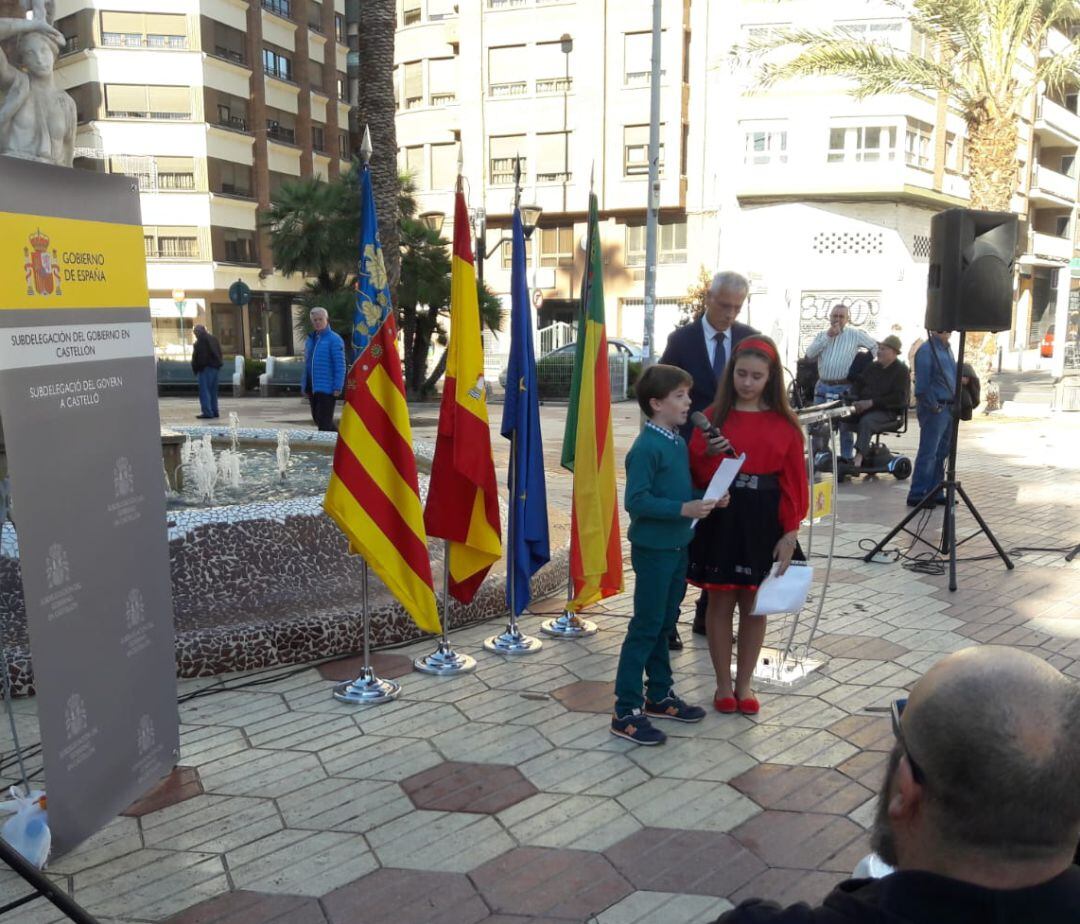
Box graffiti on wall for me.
[798,292,881,354]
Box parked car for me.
[1040,325,1054,358]
[499,338,643,388]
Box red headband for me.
[734,337,778,363]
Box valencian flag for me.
[322,160,440,634]
[500,207,550,615]
[560,192,623,610]
[423,185,502,602]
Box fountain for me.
[276,430,291,480]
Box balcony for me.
[1028,230,1072,262]
[1031,164,1078,205]
[211,46,246,66]
[266,122,296,144]
[489,81,528,98]
[102,32,189,50]
[536,77,571,94]
[1035,97,1080,147]
[262,0,292,20]
[431,92,457,107]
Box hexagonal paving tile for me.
[594,890,733,923]
[322,869,489,924]
[122,766,203,817]
[729,867,845,910]
[498,792,641,851]
[731,810,868,872]
[604,828,765,897]
[617,778,760,832]
[401,760,538,814]
[730,764,874,815]
[551,680,615,713]
[162,889,326,923]
[316,653,414,681]
[470,846,632,919]
[827,714,895,751]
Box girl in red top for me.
[687,335,808,716]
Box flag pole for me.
[541,574,598,638]
[333,561,401,704]
[413,543,478,674]
[485,432,542,654]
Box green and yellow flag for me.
[560,192,623,610]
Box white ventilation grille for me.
[812,231,885,255]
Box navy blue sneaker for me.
[610,709,667,745]
[645,691,706,723]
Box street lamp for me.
[473,160,542,288]
[172,288,187,357]
[560,34,572,212]
[419,210,445,234]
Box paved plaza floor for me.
[2,396,1079,922]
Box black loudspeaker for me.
[925,208,1019,332]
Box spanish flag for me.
[423,186,502,603]
[560,192,623,610]
[323,162,440,634]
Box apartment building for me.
[394,0,698,344]
[54,0,353,360]
[396,0,1079,372]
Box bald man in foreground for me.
[717,646,1080,922]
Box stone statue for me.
[0,1,75,167]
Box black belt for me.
[732,473,779,491]
[820,379,848,386]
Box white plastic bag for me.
[0,787,51,868]
[750,562,813,616]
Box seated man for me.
[715,645,1080,923]
[840,335,909,469]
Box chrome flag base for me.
[484,623,542,655]
[332,668,401,705]
[540,610,598,638]
[413,640,477,675]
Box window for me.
[211,22,245,64]
[430,142,458,189]
[911,27,933,60]
[144,226,200,259]
[490,135,525,184]
[339,132,350,159]
[100,11,188,49]
[215,95,248,131]
[403,60,423,108]
[1063,154,1076,177]
[311,124,325,152]
[625,221,687,266]
[836,20,904,44]
[1056,215,1071,237]
[105,84,190,119]
[489,46,527,97]
[393,65,400,109]
[110,155,195,191]
[402,145,426,189]
[624,31,664,86]
[743,127,787,165]
[337,71,347,100]
[827,124,897,163]
[309,59,325,91]
[307,0,324,32]
[535,40,571,94]
[905,119,933,169]
[262,0,292,19]
[945,132,957,171]
[266,109,296,143]
[500,237,532,269]
[335,13,346,43]
[539,226,574,267]
[215,160,252,196]
[262,46,292,81]
[537,131,571,182]
[429,58,457,105]
[429,0,458,20]
[402,0,421,26]
[624,124,664,176]
[221,229,257,264]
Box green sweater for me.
[624,425,697,550]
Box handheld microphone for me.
[691,412,735,456]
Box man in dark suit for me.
[660,271,758,646]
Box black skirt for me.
[687,473,795,591]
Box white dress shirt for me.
[701,315,732,372]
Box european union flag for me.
[500,208,550,615]
[353,164,392,356]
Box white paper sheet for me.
[692,453,745,528]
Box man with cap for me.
[840,334,909,469]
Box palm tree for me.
[743,0,1080,211]
[355,0,402,293]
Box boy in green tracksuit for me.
[611,364,723,745]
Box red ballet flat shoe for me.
[714,693,738,713]
[737,695,760,716]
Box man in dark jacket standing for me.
[302,306,346,431]
[716,645,1080,923]
[659,270,757,646]
[191,324,223,419]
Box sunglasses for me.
[891,698,927,786]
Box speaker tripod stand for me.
[863,332,1014,591]
[1067,543,1079,563]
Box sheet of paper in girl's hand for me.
[692,453,745,528]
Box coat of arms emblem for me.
[137,715,156,755]
[126,588,145,629]
[45,542,69,589]
[24,229,62,297]
[114,457,134,498]
[65,693,87,739]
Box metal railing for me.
[266,123,296,144]
[536,77,571,93]
[102,33,188,49]
[489,81,528,97]
[538,321,573,355]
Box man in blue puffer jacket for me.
[302,306,346,431]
